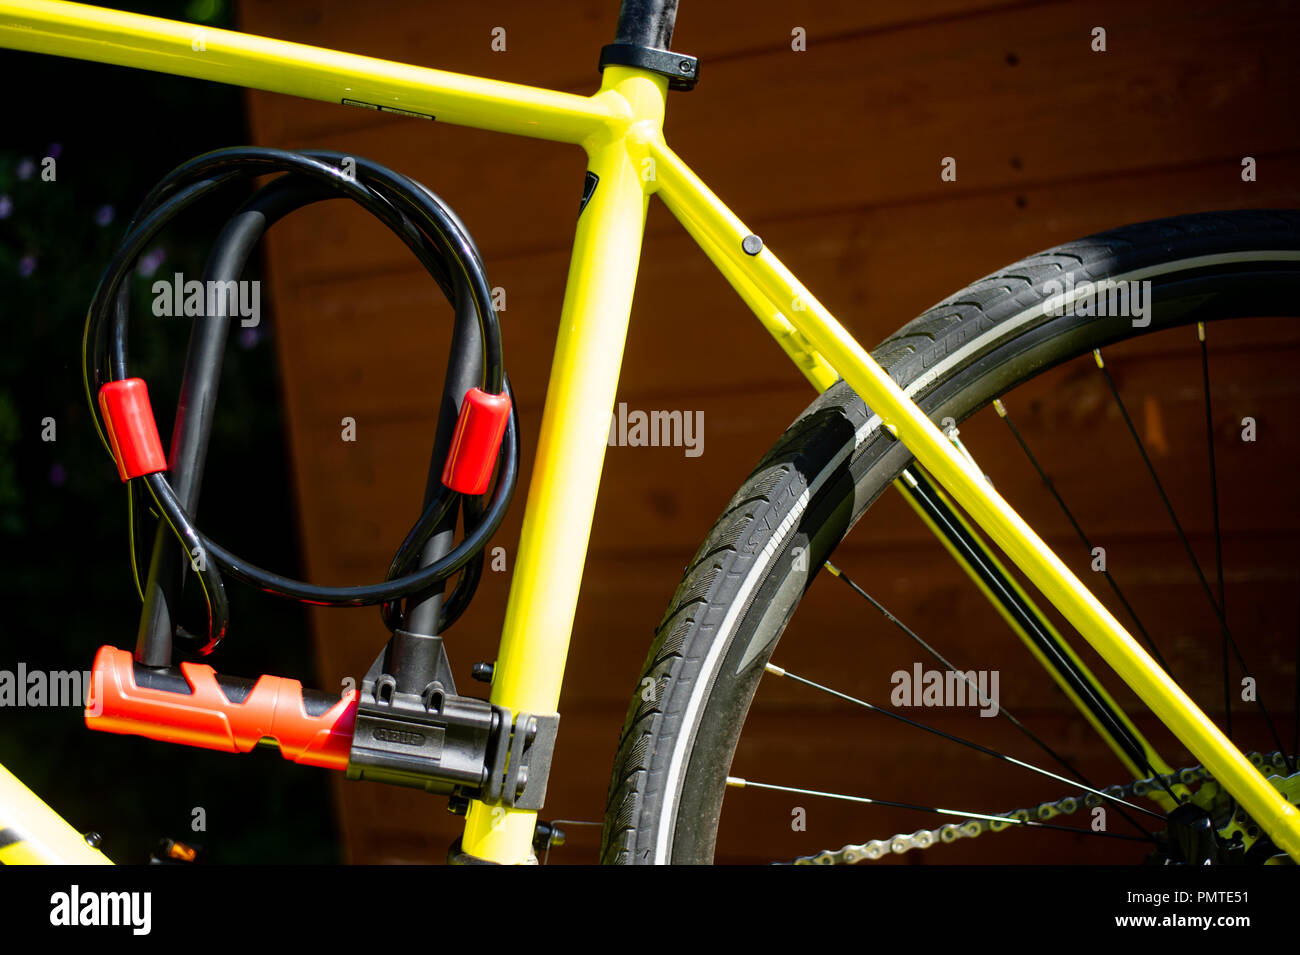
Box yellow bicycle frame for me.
[2,0,1296,864]
[0,763,112,864]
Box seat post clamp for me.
[598,42,699,90]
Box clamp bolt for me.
[447,794,470,816]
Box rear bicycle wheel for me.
[601,209,1300,864]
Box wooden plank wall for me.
[237,0,1300,863]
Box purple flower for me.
[137,246,166,277]
[94,204,115,227]
[18,255,36,278]
[0,195,11,220]
[15,157,35,181]
[49,463,67,487]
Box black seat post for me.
[614,0,679,49]
[601,1,698,91]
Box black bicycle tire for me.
[599,208,1300,864]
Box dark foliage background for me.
[0,0,340,863]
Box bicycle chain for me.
[792,751,1294,865]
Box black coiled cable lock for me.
[83,148,550,809]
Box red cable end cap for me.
[97,378,167,482]
[441,387,510,495]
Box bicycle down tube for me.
[644,136,1300,862]
[1,0,1297,864]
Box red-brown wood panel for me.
[236,0,1300,863]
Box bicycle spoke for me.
[763,662,1163,820]
[824,559,1157,840]
[992,397,1167,670]
[1095,347,1227,618]
[1198,323,1232,739]
[725,776,1034,824]
[826,560,1073,769]
[897,464,1181,802]
[1095,348,1289,760]
[725,777,1154,844]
